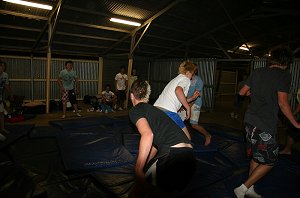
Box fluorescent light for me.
[239,46,249,51]
[3,0,53,10]
[110,18,141,27]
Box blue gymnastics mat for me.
[57,126,135,173]
[202,123,245,142]
[225,161,299,198]
[49,116,116,130]
[0,124,34,149]
[29,125,62,139]
[218,141,249,168]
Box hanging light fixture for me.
[110,18,141,27]
[3,0,53,10]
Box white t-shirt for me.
[115,73,128,90]
[102,90,115,102]
[154,74,191,112]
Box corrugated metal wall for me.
[251,58,267,70]
[1,56,99,100]
[250,58,300,112]
[0,55,150,101]
[149,58,216,110]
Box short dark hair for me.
[268,45,293,67]
[0,60,7,71]
[130,79,151,102]
[120,66,126,70]
[105,84,111,89]
[65,60,73,66]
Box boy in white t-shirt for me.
[115,66,128,110]
[101,84,117,113]
[154,60,200,140]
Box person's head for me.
[0,61,6,73]
[268,45,293,69]
[130,79,151,105]
[65,60,73,71]
[132,67,137,75]
[120,66,126,74]
[105,84,111,92]
[178,60,197,79]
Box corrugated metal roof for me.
[0,0,300,59]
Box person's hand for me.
[192,90,200,100]
[179,106,184,112]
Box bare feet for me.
[204,135,212,146]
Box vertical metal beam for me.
[125,35,135,108]
[98,57,103,94]
[46,21,52,113]
[30,54,34,101]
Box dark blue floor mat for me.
[49,116,116,130]
[202,123,245,142]
[57,126,135,173]
[0,124,34,149]
[29,125,62,139]
[225,161,299,198]
[218,141,249,168]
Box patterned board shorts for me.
[245,123,278,165]
[62,89,77,104]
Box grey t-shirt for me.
[244,67,291,134]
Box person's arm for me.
[278,92,300,129]
[135,118,154,180]
[57,76,65,92]
[239,85,251,96]
[75,77,80,94]
[175,86,191,120]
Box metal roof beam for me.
[102,0,187,55]
[60,20,130,33]
[155,10,252,59]
[0,9,47,20]
[209,34,231,59]
[56,31,119,42]
[32,0,63,51]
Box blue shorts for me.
[163,109,185,129]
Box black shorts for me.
[116,90,126,101]
[68,89,77,104]
[144,147,196,192]
[245,123,278,165]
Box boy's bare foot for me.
[204,135,212,146]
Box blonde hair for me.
[178,60,197,74]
